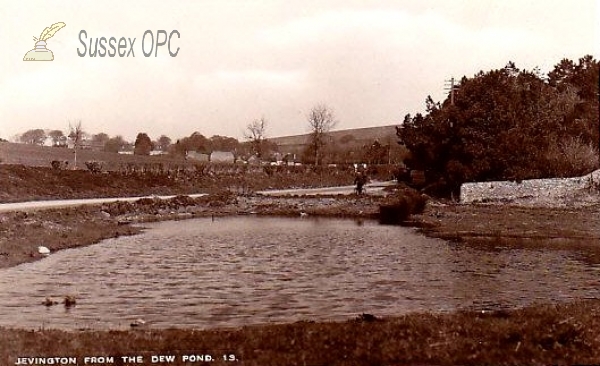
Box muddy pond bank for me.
[2,190,600,269]
[414,202,600,264]
[0,193,388,269]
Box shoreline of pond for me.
[2,191,599,268]
[0,193,383,270]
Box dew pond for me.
[0,216,599,330]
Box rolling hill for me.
[268,124,400,154]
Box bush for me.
[544,137,600,177]
[379,188,428,225]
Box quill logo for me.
[23,22,66,61]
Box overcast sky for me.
[1,0,598,142]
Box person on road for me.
[354,171,367,195]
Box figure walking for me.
[354,171,367,195]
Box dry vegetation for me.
[0,206,140,269]
[415,202,600,264]
[2,300,600,365]
[0,163,361,203]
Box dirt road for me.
[0,194,207,212]
[256,180,396,196]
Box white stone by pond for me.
[0,216,598,330]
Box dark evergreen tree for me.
[398,56,599,195]
[133,132,153,155]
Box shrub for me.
[544,136,599,177]
[379,188,428,225]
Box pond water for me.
[0,216,598,330]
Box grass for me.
[0,141,187,170]
[2,300,600,365]
[416,203,600,248]
[0,206,141,269]
[0,164,359,203]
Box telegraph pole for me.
[444,77,458,105]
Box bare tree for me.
[307,104,337,165]
[244,117,268,159]
[68,120,84,169]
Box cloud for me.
[195,69,307,88]
[253,8,548,89]
[257,9,412,46]
[257,8,543,48]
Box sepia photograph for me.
[1,0,599,365]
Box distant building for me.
[43,136,55,147]
[245,155,260,165]
[211,151,235,163]
[186,151,210,162]
[186,150,235,163]
[66,138,103,151]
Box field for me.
[0,141,187,170]
[0,163,375,205]
[268,125,406,159]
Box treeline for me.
[12,129,251,158]
[397,55,599,195]
[13,119,406,166]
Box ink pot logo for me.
[23,22,66,61]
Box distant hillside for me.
[269,124,399,153]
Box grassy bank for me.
[2,300,599,365]
[414,202,600,264]
[0,164,358,203]
[0,206,141,269]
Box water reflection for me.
[0,216,598,330]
